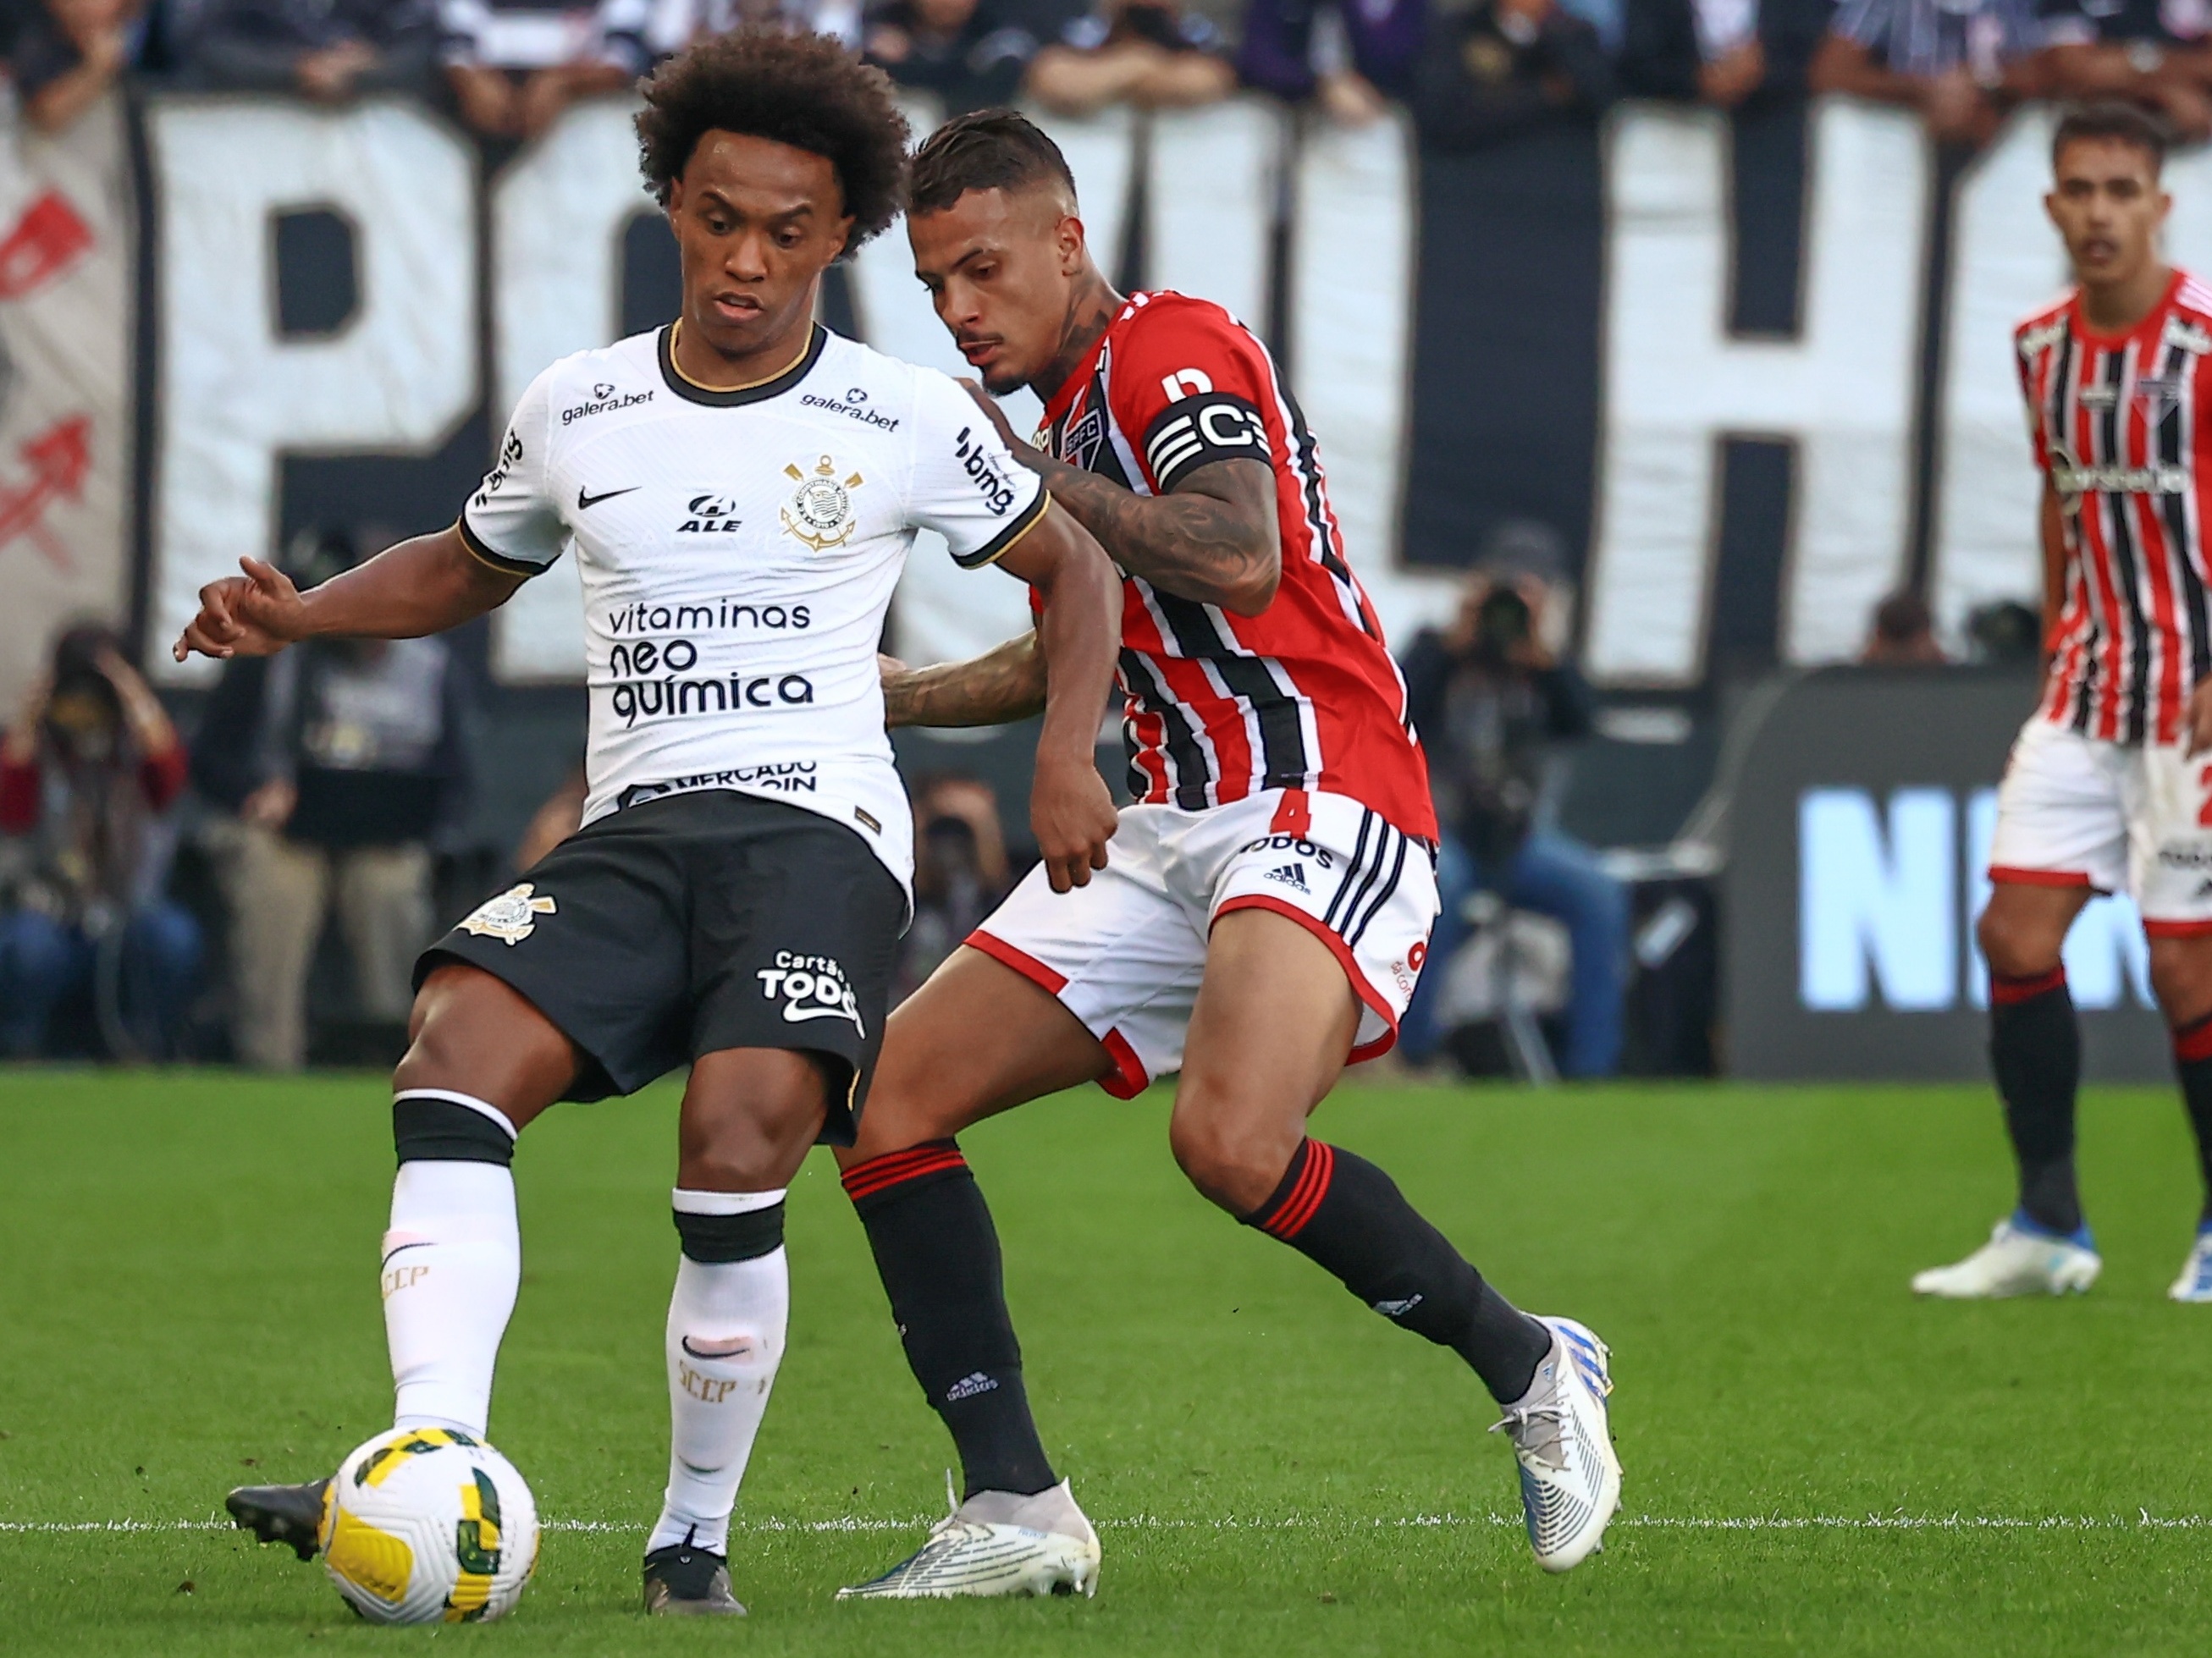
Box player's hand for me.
[2187,679,2212,757]
[1030,752,1116,894]
[172,557,310,663]
[956,379,1045,469]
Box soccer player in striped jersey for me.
[1917,102,2212,1303]
[830,111,1619,1599]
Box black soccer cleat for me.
[225,1478,331,1562]
[642,1534,747,1617]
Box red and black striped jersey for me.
[2017,269,2212,745]
[1035,291,1437,841]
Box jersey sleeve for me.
[907,366,1050,569]
[457,365,567,577]
[1103,300,1275,495]
[2014,328,2050,472]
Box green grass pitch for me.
[3,1069,2210,1655]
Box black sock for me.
[1990,967,2082,1235]
[1244,1139,1552,1403]
[2173,1013,2212,1226]
[843,1142,1057,1499]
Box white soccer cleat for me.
[2169,1229,2212,1303]
[1911,1215,2101,1298]
[835,1478,1100,1600]
[1492,1316,1620,1574]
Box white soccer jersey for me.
[459,322,1046,890]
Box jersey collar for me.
[658,321,826,407]
[1041,296,1139,426]
[2067,267,2184,349]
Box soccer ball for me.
[318,1427,539,1624]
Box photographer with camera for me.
[1398,535,1627,1078]
[0,623,202,1058]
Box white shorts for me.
[1989,715,2212,933]
[968,788,1440,1096]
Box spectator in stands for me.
[1409,0,1613,152]
[1025,0,1235,114]
[191,528,475,1071]
[1860,588,1950,664]
[439,0,650,140]
[896,773,1012,1002]
[2036,0,2212,140]
[1397,536,1627,1078]
[1808,0,2046,146]
[182,0,437,96]
[11,0,143,133]
[644,0,864,54]
[0,623,200,1059]
[1237,0,1426,124]
[863,0,1038,113]
[1619,0,1831,109]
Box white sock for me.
[647,1188,789,1556]
[383,1151,520,1439]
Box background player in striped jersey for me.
[1917,102,2212,1303]
[831,111,1620,1599]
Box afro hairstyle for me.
[636,29,910,251]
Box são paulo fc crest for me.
[460,884,556,945]
[781,454,864,550]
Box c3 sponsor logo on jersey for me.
[951,427,1019,515]
[458,883,557,945]
[800,386,902,432]
[561,384,654,426]
[757,951,863,1034]
[677,493,744,534]
[781,454,863,550]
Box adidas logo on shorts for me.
[944,1371,1000,1402]
[1263,862,1310,894]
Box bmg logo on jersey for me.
[952,427,1019,515]
[757,952,863,1034]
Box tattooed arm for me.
[879,631,1047,729]
[960,388,1282,617]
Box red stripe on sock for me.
[1990,967,2067,1006]
[2176,1016,2212,1065]
[1262,1141,1335,1240]
[841,1141,968,1203]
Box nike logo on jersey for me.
[577,485,639,510]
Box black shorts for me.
[416,789,906,1140]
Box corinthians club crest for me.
[460,884,557,945]
[781,454,863,551]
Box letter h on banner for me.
[1586,103,1929,686]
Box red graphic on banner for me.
[0,416,91,567]
[0,192,93,300]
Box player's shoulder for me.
[1105,290,1272,403]
[521,330,665,427]
[804,330,960,428]
[2013,289,2077,352]
[2171,269,2212,326]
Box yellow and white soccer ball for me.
[318,1427,539,1624]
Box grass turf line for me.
[2,1071,2208,1655]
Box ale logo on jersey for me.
[679,493,742,535]
[459,884,556,945]
[781,454,863,551]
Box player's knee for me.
[2149,938,2212,1025]
[1977,902,2060,980]
[1167,1109,1286,1215]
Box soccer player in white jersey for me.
[1917,102,2212,1303]
[178,31,1120,1616]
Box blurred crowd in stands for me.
[3,0,2211,147]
